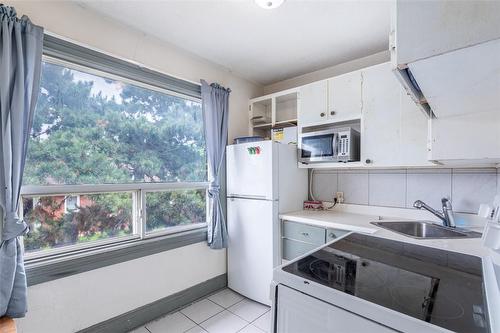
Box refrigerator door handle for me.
[228,194,269,200]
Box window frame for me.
[21,182,209,261]
[21,34,211,267]
[64,195,80,213]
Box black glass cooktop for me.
[283,233,489,333]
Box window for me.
[64,195,80,212]
[21,41,208,258]
[145,189,207,233]
[23,192,133,252]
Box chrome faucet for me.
[413,198,456,228]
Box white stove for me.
[271,233,494,333]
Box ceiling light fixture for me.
[255,0,285,9]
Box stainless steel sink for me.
[370,221,482,239]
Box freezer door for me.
[226,141,276,200]
[227,197,278,306]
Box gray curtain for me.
[0,5,43,318]
[201,80,230,249]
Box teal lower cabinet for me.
[282,221,326,245]
[282,238,319,261]
[326,228,350,242]
[281,220,350,262]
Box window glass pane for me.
[145,190,206,233]
[22,192,133,253]
[24,61,206,186]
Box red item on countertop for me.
[303,200,323,210]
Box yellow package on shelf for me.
[272,127,297,144]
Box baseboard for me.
[78,273,227,333]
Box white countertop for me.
[280,208,489,258]
[279,205,500,332]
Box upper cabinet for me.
[361,63,401,167]
[361,63,430,167]
[428,112,500,164]
[249,89,298,139]
[327,71,362,123]
[254,62,431,168]
[298,71,362,128]
[298,81,328,127]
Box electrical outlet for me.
[336,192,344,203]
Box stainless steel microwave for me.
[298,127,360,164]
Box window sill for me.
[25,227,208,286]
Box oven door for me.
[299,129,338,163]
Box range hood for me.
[395,38,500,119]
[391,0,500,118]
[390,0,500,165]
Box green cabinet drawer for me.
[326,228,350,242]
[282,238,319,261]
[282,221,325,245]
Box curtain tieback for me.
[2,212,28,241]
[208,182,220,198]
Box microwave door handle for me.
[332,133,339,157]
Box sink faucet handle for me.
[441,197,453,209]
[441,198,456,228]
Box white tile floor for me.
[129,288,271,333]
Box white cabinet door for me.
[276,285,396,333]
[362,62,430,167]
[327,71,362,122]
[399,90,433,167]
[361,63,402,166]
[298,80,328,127]
[429,111,500,164]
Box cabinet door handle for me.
[330,111,336,116]
[320,112,325,117]
[365,159,372,164]
[329,233,336,238]
[301,232,309,237]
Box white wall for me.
[18,243,226,333]
[7,1,262,332]
[263,50,389,94]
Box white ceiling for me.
[78,0,391,85]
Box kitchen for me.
[226,1,500,333]
[0,1,499,333]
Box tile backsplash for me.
[311,168,500,214]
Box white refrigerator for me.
[226,140,307,305]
